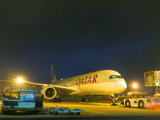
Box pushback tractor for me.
[123,71,160,108]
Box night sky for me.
[0,0,160,92]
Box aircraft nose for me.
[121,81,127,89]
[119,80,127,92]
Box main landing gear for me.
[53,98,62,102]
[82,98,90,102]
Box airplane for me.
[0,65,127,105]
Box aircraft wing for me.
[0,80,76,93]
[0,80,48,86]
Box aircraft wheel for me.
[111,102,117,106]
[138,101,144,108]
[53,98,62,102]
[82,98,90,102]
[53,98,56,102]
[58,98,62,102]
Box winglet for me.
[51,65,57,83]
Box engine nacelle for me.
[41,86,57,99]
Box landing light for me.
[17,78,24,83]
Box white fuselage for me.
[53,70,127,96]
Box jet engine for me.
[41,86,57,99]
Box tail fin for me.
[51,65,57,83]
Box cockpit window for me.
[109,75,123,79]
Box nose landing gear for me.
[109,94,119,106]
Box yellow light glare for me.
[132,83,137,88]
[17,78,24,83]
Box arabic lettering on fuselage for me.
[76,75,98,87]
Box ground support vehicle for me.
[123,97,160,108]
[1,90,43,113]
[44,106,84,115]
[121,71,160,108]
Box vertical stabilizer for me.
[51,65,57,83]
